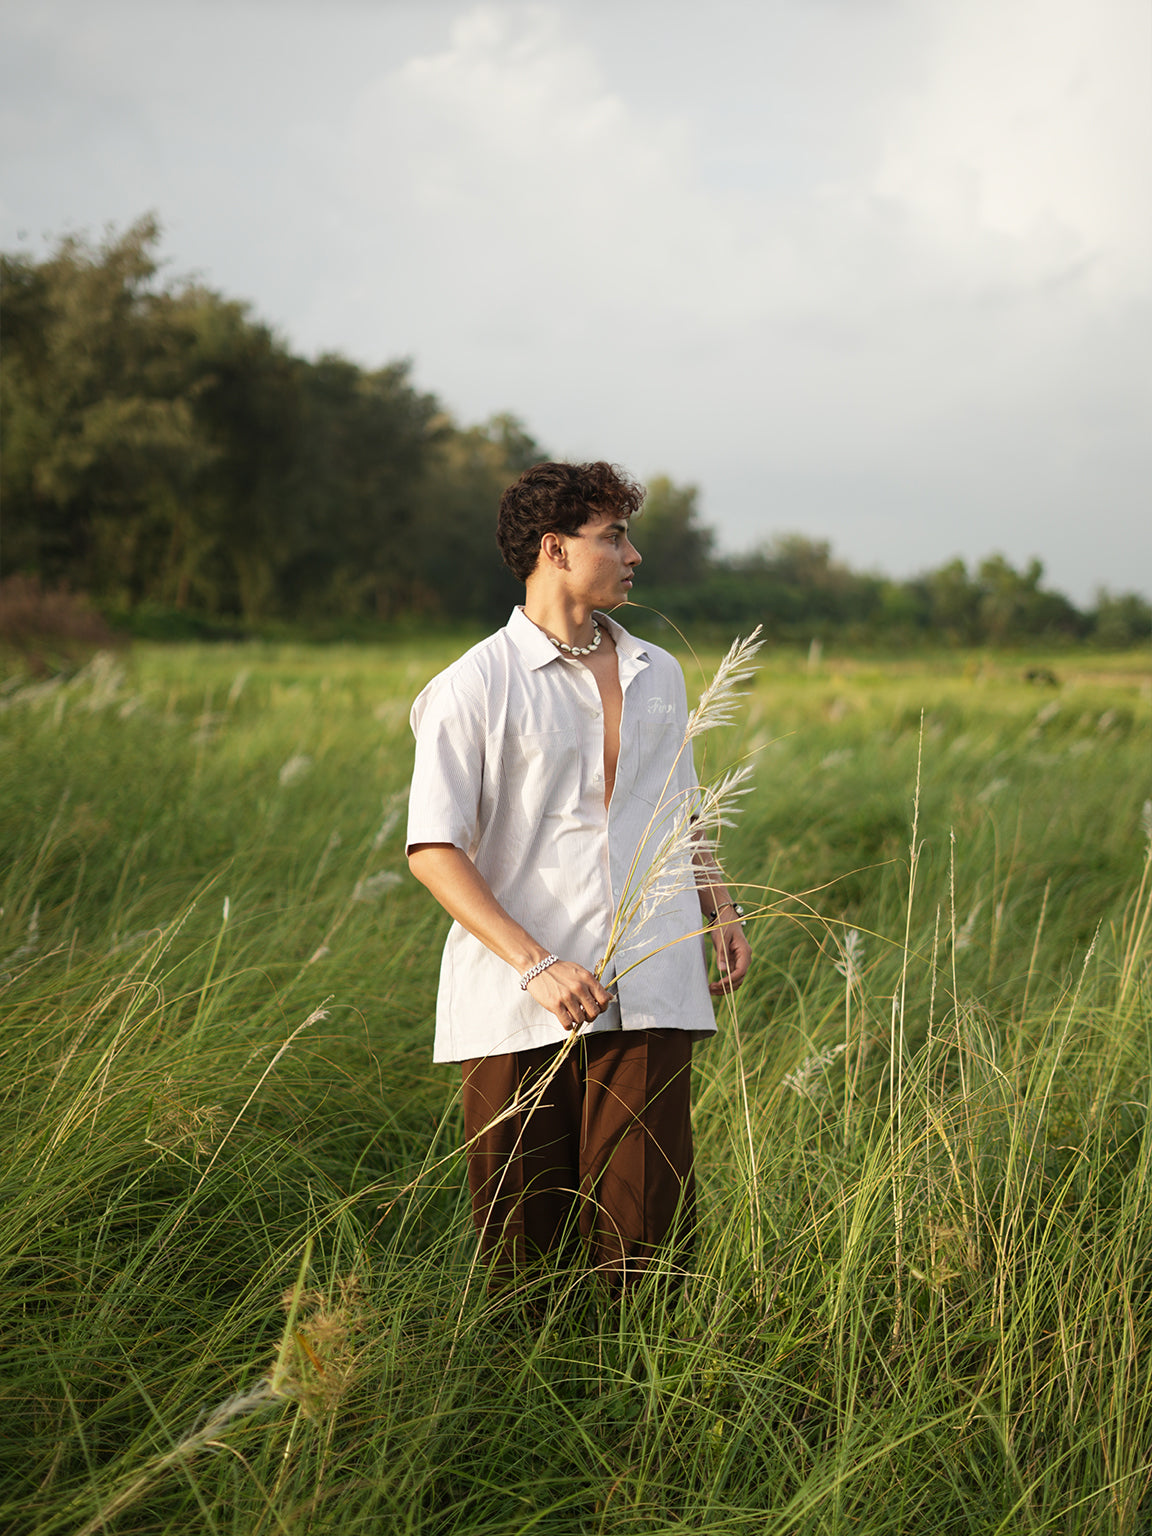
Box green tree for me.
[1,217,209,605]
[280,356,442,620]
[408,415,545,622]
[1,219,453,623]
[926,558,980,644]
[975,555,1084,643]
[634,477,715,586]
[725,535,882,632]
[753,533,836,590]
[878,578,931,635]
[1090,589,1152,647]
[482,412,544,477]
[172,289,301,615]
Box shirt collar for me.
[506,605,560,670]
[505,605,650,671]
[596,608,649,663]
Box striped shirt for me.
[407,606,716,1063]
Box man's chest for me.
[468,649,686,846]
[578,649,624,799]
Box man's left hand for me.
[708,914,751,996]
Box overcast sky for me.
[3,0,1149,601]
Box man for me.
[406,460,751,1292]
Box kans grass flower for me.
[595,626,764,985]
[833,927,864,989]
[278,753,313,786]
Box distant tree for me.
[1,219,460,622]
[751,533,837,589]
[725,534,882,632]
[1,217,209,605]
[977,554,1040,644]
[975,555,1084,643]
[1090,589,1152,647]
[482,412,545,477]
[878,578,931,634]
[281,356,443,620]
[408,415,546,622]
[177,289,301,615]
[634,477,715,586]
[926,558,981,644]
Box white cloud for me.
[331,4,753,327]
[873,0,1152,300]
[322,0,1149,341]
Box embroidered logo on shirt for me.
[646,697,675,716]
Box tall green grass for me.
[1,640,1149,1534]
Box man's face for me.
[562,512,642,607]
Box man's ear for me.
[540,532,567,568]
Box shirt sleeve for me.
[405,671,485,857]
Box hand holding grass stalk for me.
[478,628,765,1108]
[595,626,764,990]
[597,761,756,989]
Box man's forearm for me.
[407,843,550,972]
[692,845,752,996]
[692,846,738,922]
[407,841,615,1028]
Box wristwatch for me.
[706,902,745,925]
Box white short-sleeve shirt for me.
[407,606,717,1063]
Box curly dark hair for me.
[497,461,646,581]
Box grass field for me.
[2,632,1150,1535]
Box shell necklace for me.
[548,616,602,657]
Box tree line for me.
[3,218,1148,647]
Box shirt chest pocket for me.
[626,720,684,810]
[500,728,581,831]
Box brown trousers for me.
[460,1029,695,1289]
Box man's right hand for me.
[526,960,615,1032]
[407,844,614,1032]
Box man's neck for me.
[521,596,600,652]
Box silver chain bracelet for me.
[520,954,560,990]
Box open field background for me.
[2,633,1150,1535]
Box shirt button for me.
[592,710,601,719]
[593,771,602,783]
